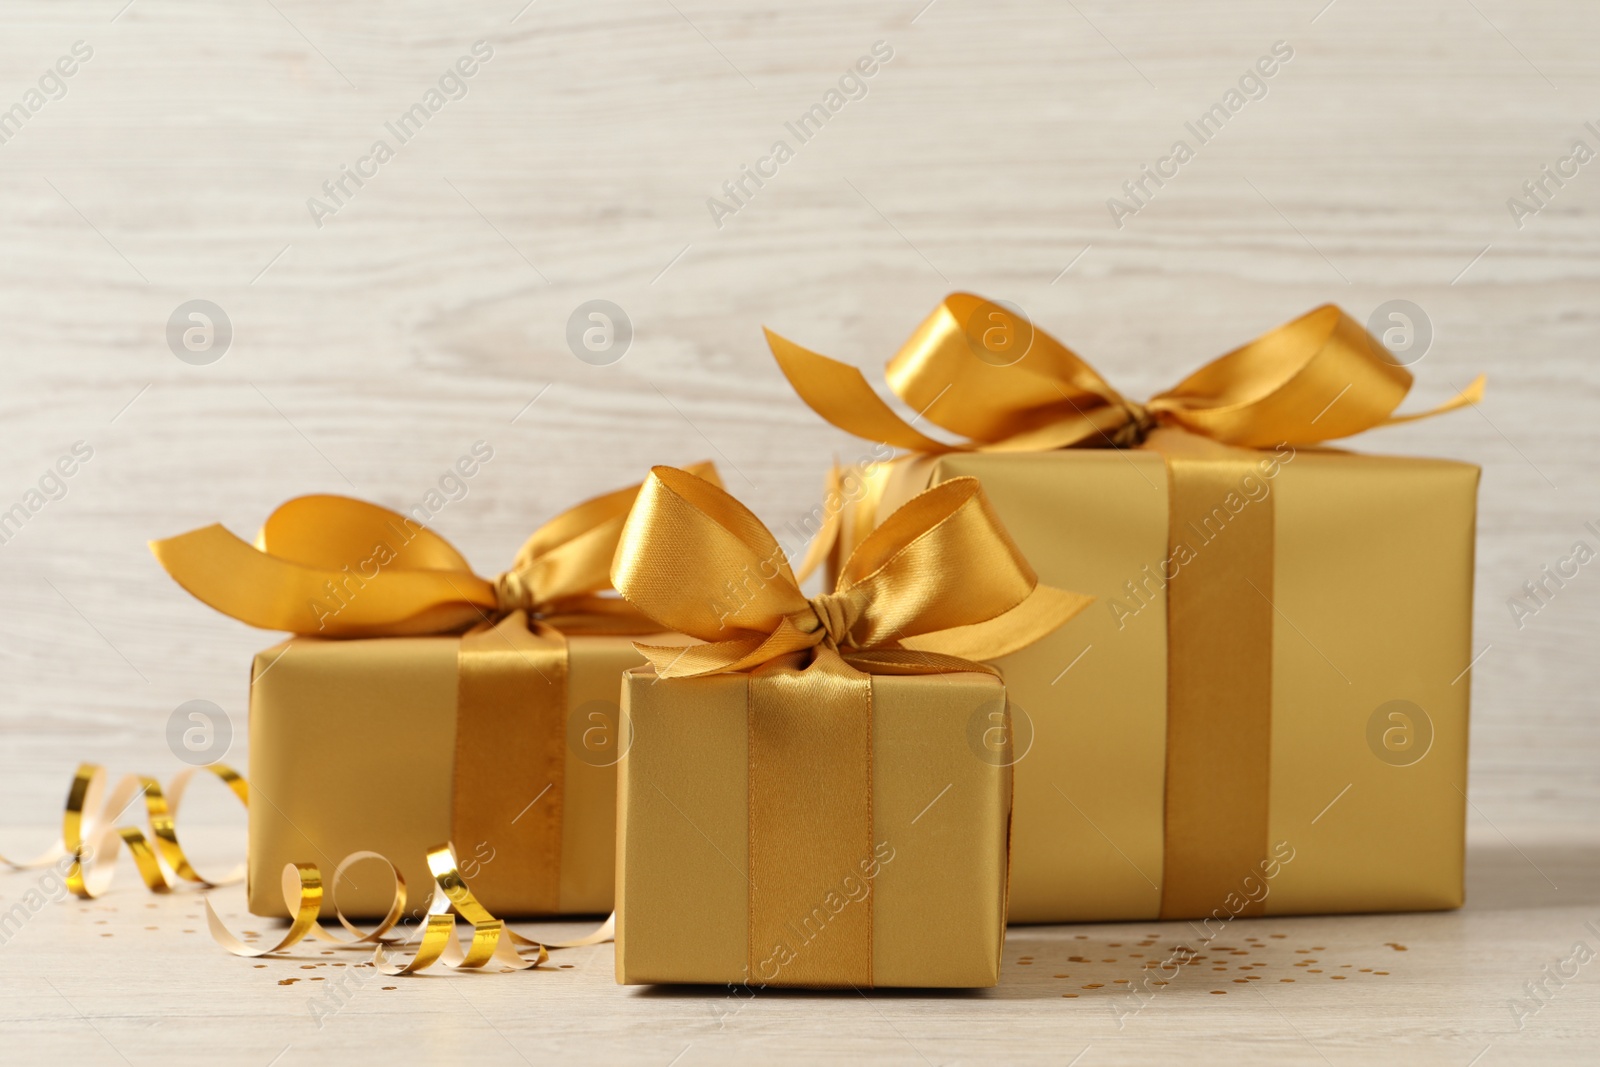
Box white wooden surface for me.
[1,0,1598,1062]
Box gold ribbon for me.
[765,295,1483,919]
[612,466,1090,985]
[2,762,247,897]
[764,293,1483,453]
[1151,429,1274,918]
[0,765,606,976]
[150,466,716,914]
[207,843,614,975]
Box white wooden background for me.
[1,0,1597,1063]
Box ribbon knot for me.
[801,591,862,649]
[1109,400,1154,449]
[493,570,540,616]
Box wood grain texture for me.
[0,0,1597,1062]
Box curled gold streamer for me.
[4,766,610,977]
[207,843,613,977]
[205,850,407,957]
[1,762,247,898]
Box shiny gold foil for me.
[208,842,615,975]
[0,762,249,899]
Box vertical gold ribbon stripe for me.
[1153,432,1274,919]
[453,611,568,917]
[747,653,874,988]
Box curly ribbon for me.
[612,466,1090,986]
[207,844,615,976]
[205,851,406,960]
[0,764,610,977]
[765,295,1483,920]
[149,465,718,916]
[2,762,248,898]
[764,294,1483,453]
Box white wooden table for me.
[1,0,1597,1062]
[1,823,1596,1065]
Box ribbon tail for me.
[899,585,1093,662]
[1379,373,1486,427]
[765,327,961,452]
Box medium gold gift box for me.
[152,469,716,920]
[766,295,1483,924]
[607,467,1088,987]
[242,628,637,920]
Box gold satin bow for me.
[764,293,1484,452]
[612,465,1091,677]
[149,465,717,638]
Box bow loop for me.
[151,468,718,639]
[766,293,1483,453]
[613,467,1091,679]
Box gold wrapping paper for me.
[248,631,642,920]
[852,445,1478,922]
[614,667,1011,987]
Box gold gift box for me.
[606,465,1085,987]
[614,667,1011,987]
[152,472,724,924]
[248,632,642,920]
[854,445,1479,922]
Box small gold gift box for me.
[607,466,1088,986]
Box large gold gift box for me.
[860,445,1477,922]
[152,471,715,920]
[606,467,1088,987]
[766,294,1483,924]
[248,630,637,920]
